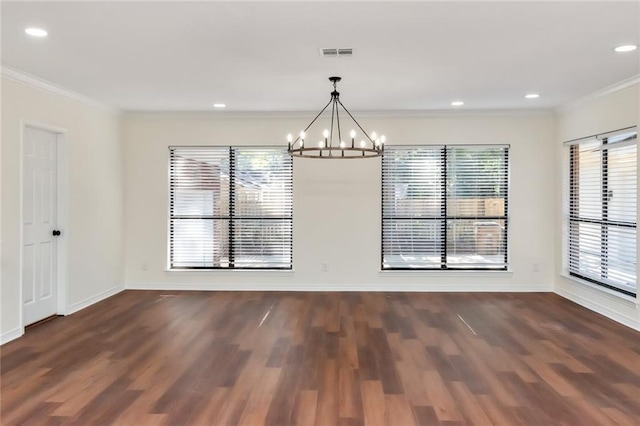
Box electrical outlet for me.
[532,263,539,273]
[141,261,149,271]
[322,262,329,272]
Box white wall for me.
[123,111,555,292]
[1,75,124,343]
[555,81,640,331]
[1,69,634,343]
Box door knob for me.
[52,230,61,236]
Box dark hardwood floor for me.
[1,291,639,425]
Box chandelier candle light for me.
[287,77,385,158]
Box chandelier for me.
[287,76,385,159]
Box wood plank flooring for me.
[1,291,639,425]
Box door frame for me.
[19,120,69,331]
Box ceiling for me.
[2,1,639,112]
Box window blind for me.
[568,129,637,296]
[382,145,509,270]
[169,146,292,269]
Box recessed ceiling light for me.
[451,101,464,106]
[614,45,637,53]
[213,103,226,108]
[25,27,48,37]
[525,93,540,99]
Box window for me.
[169,146,292,269]
[382,145,509,270]
[567,128,637,297]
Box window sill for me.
[379,269,513,276]
[559,272,637,303]
[165,268,294,275]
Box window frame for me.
[381,144,510,271]
[566,127,637,297]
[168,145,293,271]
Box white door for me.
[22,126,58,325]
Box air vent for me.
[320,48,353,57]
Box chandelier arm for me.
[337,99,374,143]
[336,102,342,150]
[329,98,336,149]
[293,97,334,145]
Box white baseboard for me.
[555,285,639,331]
[0,284,124,346]
[1,327,24,345]
[66,283,125,315]
[126,281,548,292]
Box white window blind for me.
[382,145,509,270]
[567,128,637,296]
[169,146,293,269]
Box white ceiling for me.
[2,1,639,112]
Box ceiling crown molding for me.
[1,65,120,114]
[556,74,640,114]
[125,108,553,120]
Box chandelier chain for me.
[337,99,373,143]
[294,98,332,144]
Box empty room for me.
[1,1,639,425]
